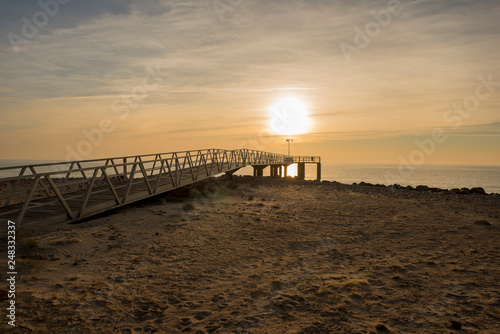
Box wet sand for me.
[1,176,499,333]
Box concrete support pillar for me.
[297,163,305,180]
[225,167,242,180]
[252,165,267,177]
[270,165,282,178]
[225,169,237,180]
[284,165,288,178]
[317,163,321,182]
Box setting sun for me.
[268,96,312,136]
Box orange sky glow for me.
[0,0,499,165]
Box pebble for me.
[0,290,10,300]
[450,320,463,329]
[474,220,491,226]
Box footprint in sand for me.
[194,310,212,321]
[204,322,222,333]
[49,245,86,260]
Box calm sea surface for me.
[1,160,499,194]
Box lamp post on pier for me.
[286,138,293,156]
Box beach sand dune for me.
[1,176,499,333]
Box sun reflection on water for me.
[283,164,298,177]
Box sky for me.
[0,0,499,165]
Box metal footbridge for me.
[0,149,321,227]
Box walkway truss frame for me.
[0,149,320,227]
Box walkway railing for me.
[292,156,321,163]
[0,149,320,226]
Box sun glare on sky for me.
[268,96,312,136]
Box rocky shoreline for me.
[352,180,490,195]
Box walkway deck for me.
[0,149,320,227]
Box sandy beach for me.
[1,176,499,333]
